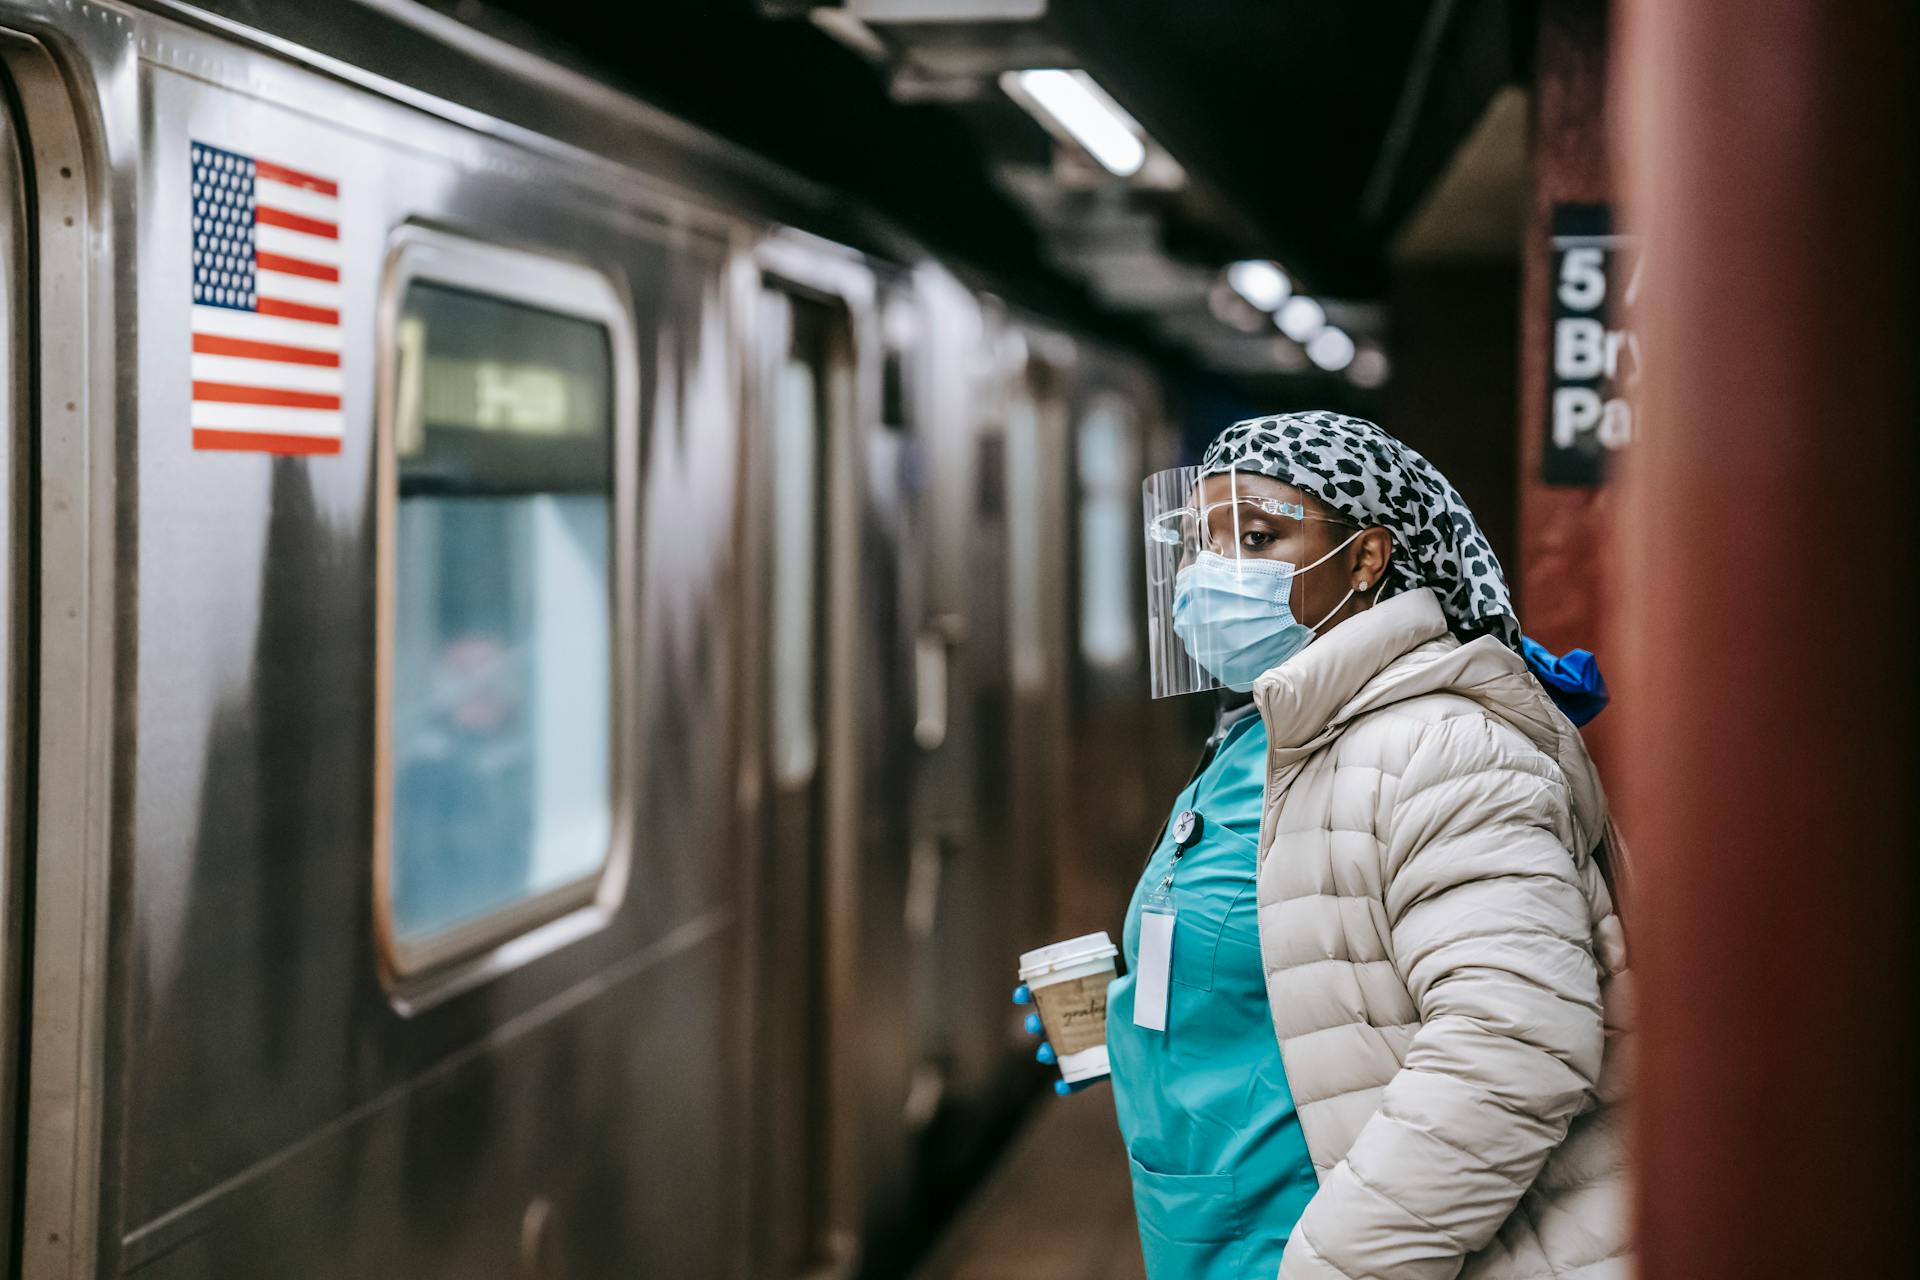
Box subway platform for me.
[912,1091,1145,1280]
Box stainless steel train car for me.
[0,2,1195,1275]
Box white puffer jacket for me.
[1252,589,1630,1280]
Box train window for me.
[881,347,908,432]
[1005,390,1047,692]
[771,347,821,786]
[880,292,915,431]
[377,231,634,979]
[1077,398,1138,671]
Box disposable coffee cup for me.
[1019,931,1120,1084]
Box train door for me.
[1063,389,1157,931]
[935,326,1072,1090]
[897,311,1042,1173]
[843,281,929,1275]
[1003,346,1073,945]
[928,319,1011,1109]
[892,274,1010,1206]
[747,269,860,1280]
[3,38,111,1279]
[0,67,26,1275]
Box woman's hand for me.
[1012,984,1108,1096]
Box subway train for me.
[0,1,1203,1276]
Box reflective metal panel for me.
[111,15,743,1277]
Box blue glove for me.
[1013,983,1108,1095]
[1521,635,1610,726]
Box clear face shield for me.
[1142,466,1360,698]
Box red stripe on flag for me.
[256,251,339,283]
[256,206,338,240]
[252,160,339,198]
[192,381,342,410]
[256,297,341,326]
[194,428,342,456]
[192,333,340,367]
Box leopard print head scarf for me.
[1201,411,1519,650]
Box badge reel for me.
[1135,809,1203,1032]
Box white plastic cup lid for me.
[1018,931,1119,981]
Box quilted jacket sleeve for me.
[1279,712,1606,1280]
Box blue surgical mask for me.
[1170,532,1362,691]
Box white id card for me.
[1133,896,1176,1031]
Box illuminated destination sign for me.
[394,314,609,457]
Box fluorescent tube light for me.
[1226,260,1291,312]
[1004,69,1147,177]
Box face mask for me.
[1170,531,1363,691]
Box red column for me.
[1517,0,1617,767]
[1614,3,1917,1276]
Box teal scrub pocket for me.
[1127,1155,1243,1240]
[1170,874,1254,993]
[1128,1155,1247,1276]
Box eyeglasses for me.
[1147,496,1356,554]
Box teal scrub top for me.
[1107,709,1319,1279]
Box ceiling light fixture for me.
[1207,280,1269,334]
[1226,260,1291,312]
[1003,69,1147,178]
[1348,346,1391,389]
[1276,295,1326,342]
[1307,327,1357,372]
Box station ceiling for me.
[444,0,1530,397]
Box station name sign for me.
[1546,204,1642,485]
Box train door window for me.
[771,329,824,787]
[1007,355,1069,695]
[1005,386,1046,692]
[880,291,916,432]
[377,231,635,978]
[1076,396,1138,672]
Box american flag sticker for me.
[190,141,344,455]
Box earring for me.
[1358,580,1371,591]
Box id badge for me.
[1133,887,1176,1031]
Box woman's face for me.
[1193,471,1390,632]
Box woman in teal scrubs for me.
[1012,418,1614,1279]
[1016,693,1317,1279]
[1111,695,1319,1276]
